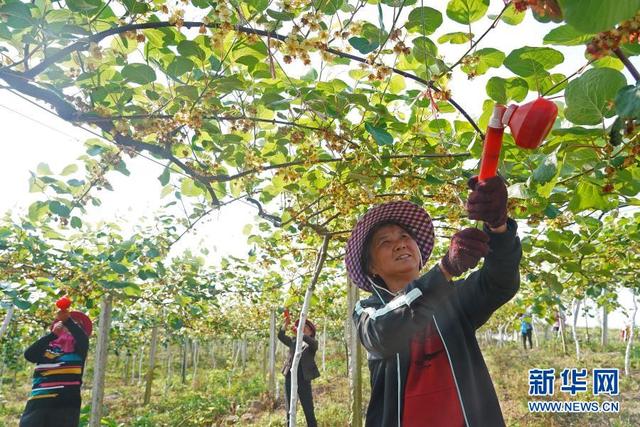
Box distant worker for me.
[621,323,631,342]
[19,299,92,427]
[520,313,533,350]
[278,313,319,427]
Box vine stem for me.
[613,48,640,82]
[541,59,595,97]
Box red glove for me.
[466,176,508,228]
[440,228,490,277]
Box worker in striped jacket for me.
[19,309,92,427]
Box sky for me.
[0,1,638,328]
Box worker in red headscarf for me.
[19,302,92,427]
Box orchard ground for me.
[1,327,638,427]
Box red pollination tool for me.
[56,295,72,310]
[478,98,558,181]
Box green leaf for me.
[504,46,564,78]
[158,167,170,186]
[176,85,199,100]
[181,178,204,197]
[114,160,130,176]
[412,37,438,65]
[530,73,567,96]
[543,25,594,46]
[48,201,71,218]
[485,77,528,104]
[28,201,48,222]
[70,216,82,229]
[548,274,563,294]
[429,119,452,133]
[0,2,33,29]
[138,268,158,280]
[437,32,473,44]
[166,56,194,77]
[461,48,505,76]
[14,299,32,310]
[177,40,206,61]
[348,37,379,54]
[121,63,156,84]
[122,283,142,297]
[493,3,525,25]
[214,75,246,92]
[544,204,561,218]
[242,224,253,235]
[560,0,640,33]
[365,122,393,146]
[260,92,289,110]
[109,261,129,274]
[621,43,640,58]
[146,247,160,258]
[533,152,558,183]
[564,68,627,125]
[615,84,640,120]
[122,0,149,14]
[563,262,581,273]
[361,23,387,45]
[568,181,613,212]
[314,0,344,14]
[99,280,137,290]
[266,8,295,20]
[36,163,53,175]
[65,0,102,14]
[61,164,78,176]
[446,0,489,24]
[406,7,443,35]
[590,57,624,73]
[388,75,406,94]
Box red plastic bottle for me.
[478,104,507,181]
[478,126,505,181]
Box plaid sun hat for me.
[294,319,317,336]
[345,201,435,292]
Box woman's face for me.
[367,224,421,281]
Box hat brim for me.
[295,319,317,335]
[345,201,435,292]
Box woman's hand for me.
[52,321,65,336]
[55,309,70,323]
[440,228,490,277]
[466,176,508,229]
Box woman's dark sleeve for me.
[456,218,522,329]
[302,335,318,353]
[24,333,57,363]
[352,265,454,358]
[64,318,89,359]
[277,327,293,347]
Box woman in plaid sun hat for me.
[346,176,522,427]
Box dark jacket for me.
[353,219,522,427]
[278,328,321,382]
